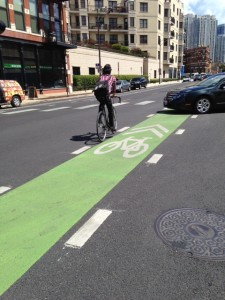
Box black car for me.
[130,77,148,89]
[163,73,225,114]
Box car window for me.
[116,81,121,84]
[196,74,225,87]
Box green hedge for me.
[72,75,177,90]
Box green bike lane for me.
[0,112,189,296]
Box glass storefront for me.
[0,41,66,90]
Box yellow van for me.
[0,80,25,107]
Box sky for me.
[183,0,225,25]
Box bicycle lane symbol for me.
[94,124,169,158]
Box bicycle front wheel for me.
[96,111,107,142]
[112,107,117,130]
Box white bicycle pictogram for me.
[94,136,151,158]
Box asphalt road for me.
[1,82,225,300]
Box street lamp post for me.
[97,10,102,75]
[159,37,162,84]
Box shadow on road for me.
[71,132,100,145]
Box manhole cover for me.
[155,208,225,260]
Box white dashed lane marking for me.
[135,101,155,105]
[65,209,112,249]
[0,186,11,194]
[71,146,91,155]
[175,129,185,135]
[146,154,163,164]
[42,107,71,112]
[191,115,198,118]
[1,109,38,114]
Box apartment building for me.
[69,0,184,79]
[0,0,75,93]
[183,46,211,74]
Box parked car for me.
[193,74,203,81]
[182,76,194,82]
[163,73,225,114]
[116,80,131,92]
[0,80,25,107]
[130,77,148,89]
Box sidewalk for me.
[22,80,182,106]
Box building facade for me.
[184,14,217,62]
[0,0,75,93]
[183,46,211,74]
[69,0,184,79]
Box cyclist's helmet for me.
[102,64,112,74]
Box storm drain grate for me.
[155,208,225,260]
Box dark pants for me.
[99,96,114,128]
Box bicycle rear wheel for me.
[96,111,107,142]
[112,107,117,130]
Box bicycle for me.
[96,95,121,142]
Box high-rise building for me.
[69,0,184,79]
[215,35,225,63]
[0,0,75,93]
[184,14,217,62]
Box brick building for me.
[183,46,211,74]
[0,0,76,93]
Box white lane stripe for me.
[113,102,129,107]
[71,146,91,155]
[0,186,11,194]
[175,129,185,135]
[2,109,38,114]
[147,114,155,118]
[191,115,198,118]
[65,209,112,249]
[42,107,70,112]
[74,104,98,110]
[117,126,130,132]
[135,101,155,105]
[146,154,163,164]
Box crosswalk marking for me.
[135,101,155,105]
[65,209,112,249]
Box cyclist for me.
[98,64,116,131]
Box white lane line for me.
[113,101,129,107]
[175,129,185,135]
[65,209,112,249]
[146,154,163,164]
[71,146,91,155]
[147,114,155,118]
[42,107,70,112]
[74,104,98,110]
[0,186,11,194]
[191,115,198,118]
[117,126,130,132]
[2,109,38,114]
[135,101,155,105]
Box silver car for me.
[116,80,131,93]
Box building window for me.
[140,3,148,12]
[163,52,168,60]
[96,34,105,44]
[130,34,134,43]
[158,4,161,14]
[109,18,117,29]
[81,16,86,26]
[80,0,86,9]
[73,67,80,75]
[140,35,147,44]
[130,17,134,27]
[164,8,169,17]
[95,0,103,9]
[108,1,117,10]
[14,0,25,31]
[158,20,161,30]
[158,51,160,59]
[54,3,61,41]
[140,19,147,29]
[129,1,134,10]
[164,23,168,32]
[89,67,95,75]
[110,34,118,44]
[29,0,38,33]
[42,0,50,35]
[82,33,88,41]
[0,0,9,28]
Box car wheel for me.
[120,88,123,93]
[195,97,211,114]
[139,84,141,89]
[11,95,21,107]
[128,87,131,91]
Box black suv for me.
[130,77,148,89]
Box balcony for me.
[87,5,128,14]
[170,17,175,25]
[89,23,108,30]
